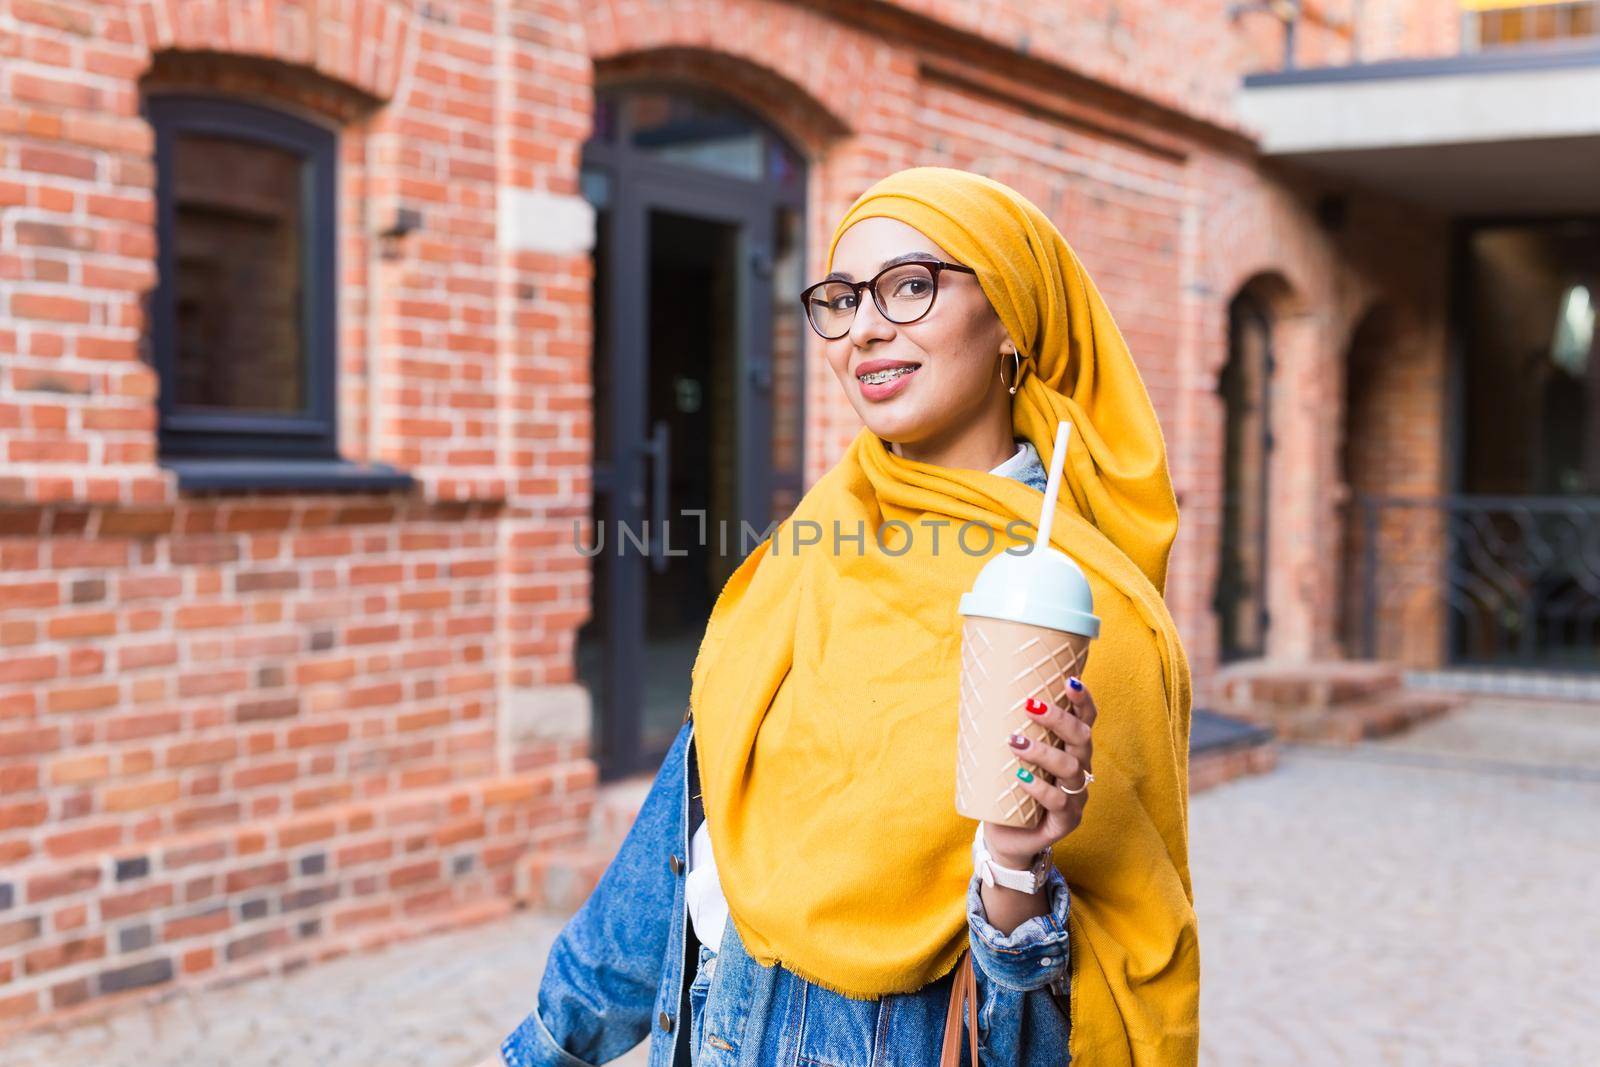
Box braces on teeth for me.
[860,366,917,384]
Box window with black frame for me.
[144,95,407,491]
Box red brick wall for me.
[1,0,1458,1029]
[1,0,600,1029]
[1353,0,1465,62]
[1232,0,1464,72]
[0,514,598,1020]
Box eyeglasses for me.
[799,259,977,340]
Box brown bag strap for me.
[939,949,980,1067]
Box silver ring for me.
[1059,769,1093,795]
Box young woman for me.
[491,167,1199,1067]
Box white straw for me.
[1033,420,1073,553]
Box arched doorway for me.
[1337,303,1404,659]
[577,84,807,779]
[1214,289,1276,662]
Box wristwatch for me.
[972,822,1051,894]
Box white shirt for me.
[684,810,728,954]
[684,438,1036,953]
[987,437,1037,480]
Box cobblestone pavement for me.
[4,697,1595,1066]
[1192,697,1600,1066]
[1,907,649,1067]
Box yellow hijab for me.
[688,166,1199,1066]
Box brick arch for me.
[592,46,854,156]
[1215,269,1380,662]
[1206,268,1309,382]
[1225,264,1312,309]
[1335,299,1446,662]
[1231,268,1305,311]
[1337,296,1425,363]
[127,0,411,103]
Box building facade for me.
[1,0,1595,1028]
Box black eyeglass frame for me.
[798,258,978,340]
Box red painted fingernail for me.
[1025,698,1048,716]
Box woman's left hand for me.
[982,677,1097,870]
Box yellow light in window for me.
[1458,0,1571,10]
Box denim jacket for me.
[500,448,1065,1066]
[499,715,1073,1067]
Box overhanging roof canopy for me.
[1235,40,1600,214]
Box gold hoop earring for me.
[1000,350,1024,395]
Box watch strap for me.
[973,822,1049,893]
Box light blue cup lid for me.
[958,545,1100,638]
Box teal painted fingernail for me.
[1016,768,1034,783]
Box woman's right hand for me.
[981,677,1097,870]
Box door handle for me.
[750,245,773,280]
[641,419,671,574]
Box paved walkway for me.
[5,697,1596,1066]
[2,904,605,1067]
[1194,697,1600,1066]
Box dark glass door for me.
[578,87,805,780]
[1449,217,1600,668]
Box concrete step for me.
[1249,689,1463,744]
[1209,657,1466,747]
[1215,659,1404,714]
[1326,690,1461,742]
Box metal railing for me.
[1355,495,1600,671]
